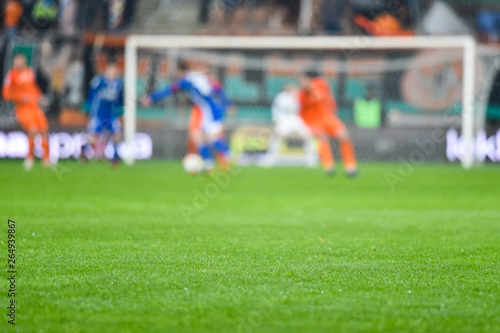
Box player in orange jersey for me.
[2,53,51,170]
[298,71,358,177]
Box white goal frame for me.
[124,35,477,168]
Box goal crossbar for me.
[124,35,477,168]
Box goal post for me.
[124,35,478,167]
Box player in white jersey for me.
[264,85,316,167]
[272,85,311,139]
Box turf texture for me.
[0,160,499,333]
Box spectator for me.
[354,13,415,36]
[418,1,469,35]
[63,51,85,110]
[351,0,384,20]
[4,0,23,36]
[478,10,500,42]
[279,0,300,28]
[123,0,136,29]
[353,0,416,36]
[320,0,351,34]
[77,0,93,30]
[31,0,59,34]
[77,0,107,31]
[198,0,212,25]
[59,0,78,35]
[108,0,126,31]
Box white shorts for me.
[274,116,311,138]
[200,106,224,136]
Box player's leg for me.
[326,117,358,176]
[197,107,222,172]
[16,110,36,170]
[110,132,121,167]
[187,135,198,155]
[39,132,51,167]
[210,130,231,170]
[188,106,202,154]
[317,135,335,175]
[190,105,213,165]
[211,125,230,159]
[265,121,288,166]
[295,118,317,167]
[339,134,358,176]
[81,134,97,161]
[272,118,305,152]
[25,130,36,170]
[204,106,231,168]
[95,134,107,160]
[212,135,230,160]
[307,120,336,174]
[81,118,95,160]
[36,109,51,167]
[81,117,100,161]
[195,131,215,172]
[109,119,122,166]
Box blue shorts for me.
[88,117,121,135]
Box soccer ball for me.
[182,154,204,174]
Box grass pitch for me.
[0,160,499,333]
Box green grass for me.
[0,161,499,333]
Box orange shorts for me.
[187,106,202,154]
[16,106,49,133]
[188,106,202,134]
[304,115,346,138]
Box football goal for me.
[124,35,498,168]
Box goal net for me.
[124,36,500,168]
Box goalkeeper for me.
[265,85,316,166]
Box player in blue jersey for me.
[142,61,232,172]
[81,62,124,166]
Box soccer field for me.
[1,161,499,333]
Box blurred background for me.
[1,0,500,164]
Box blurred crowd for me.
[1,0,137,37]
[199,0,426,35]
[2,0,500,41]
[198,0,500,39]
[0,0,139,126]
